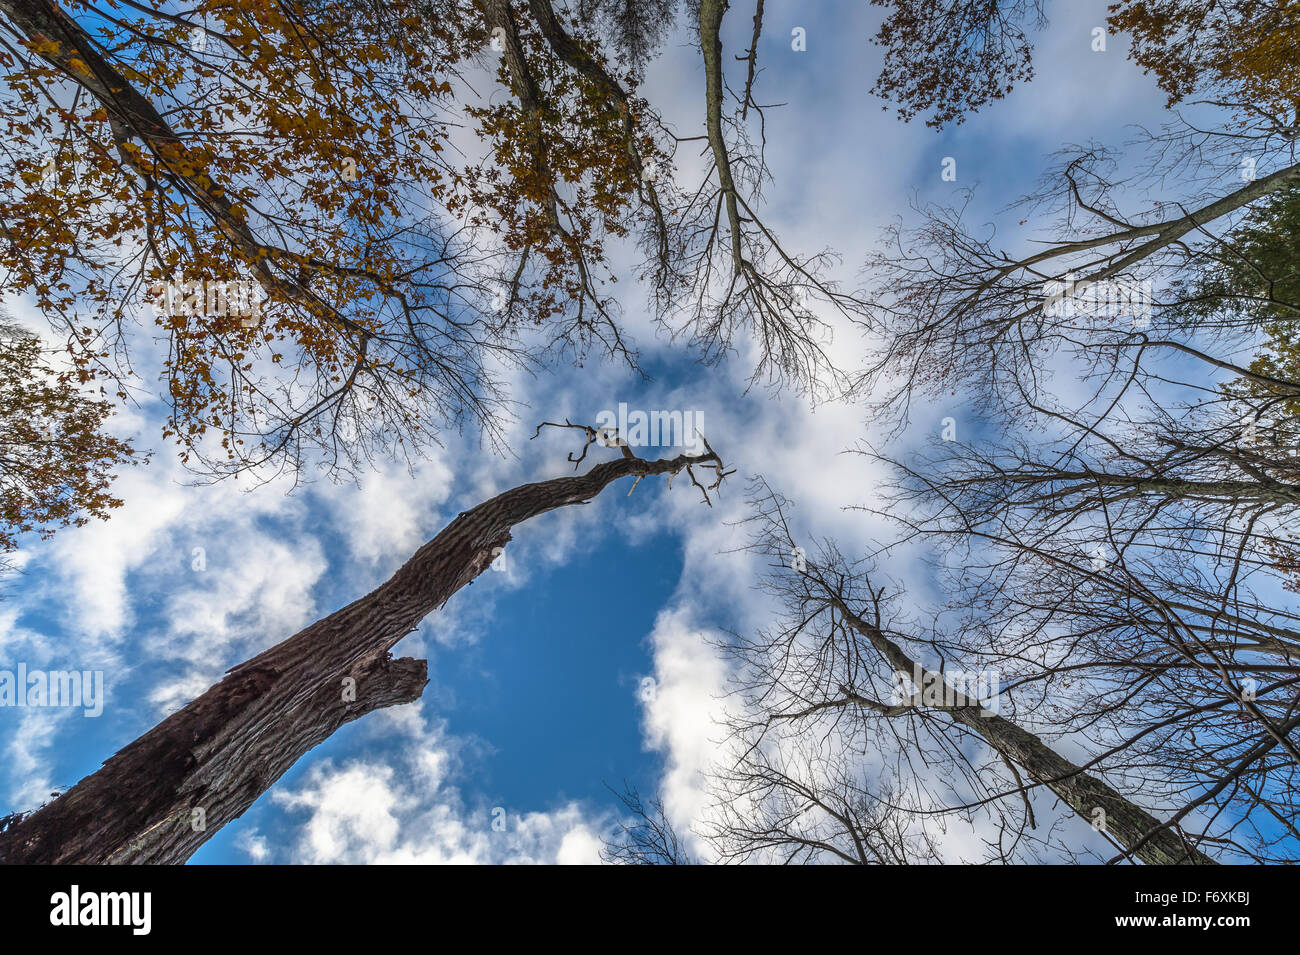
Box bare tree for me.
[703,739,946,864]
[596,0,1300,868]
[709,481,1220,864]
[600,782,695,864]
[858,385,1300,862]
[843,104,1300,862]
[859,151,1300,431]
[683,0,862,394]
[0,426,731,864]
[600,748,943,865]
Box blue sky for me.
[0,0,1222,863]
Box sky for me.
[0,0,1203,864]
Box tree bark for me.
[0,449,717,864]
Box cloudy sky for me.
[0,0,1189,863]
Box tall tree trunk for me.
[829,596,1218,865]
[0,446,722,864]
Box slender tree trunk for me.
[0,449,716,864]
[830,596,1218,865]
[698,0,746,267]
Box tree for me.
[1109,0,1300,115]
[605,479,1230,865]
[867,0,1300,129]
[0,0,854,472]
[1165,182,1300,423]
[0,425,732,864]
[599,0,1300,868]
[0,317,136,551]
[703,741,946,864]
[859,150,1300,428]
[714,483,1220,864]
[599,782,695,864]
[603,760,944,865]
[862,403,1300,862]
[868,0,1046,128]
[0,0,858,551]
[848,7,1300,860]
[1,0,473,481]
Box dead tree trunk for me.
[0,435,729,864]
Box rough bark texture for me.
[0,451,712,864]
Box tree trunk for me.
[0,449,717,864]
[830,596,1218,865]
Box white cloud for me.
[265,711,605,865]
[637,606,730,861]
